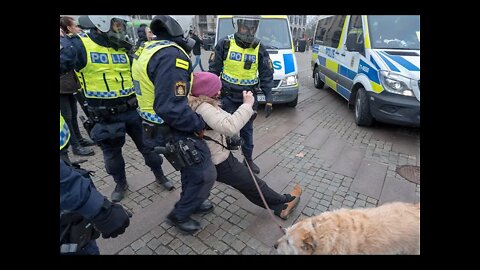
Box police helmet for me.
[150,15,184,38]
[232,15,261,45]
[77,15,96,30]
[87,15,130,33]
[150,15,196,53]
[86,15,132,49]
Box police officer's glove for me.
[91,199,130,239]
[265,103,273,118]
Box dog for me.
[275,202,420,255]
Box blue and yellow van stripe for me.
[379,51,420,71]
[315,54,384,96]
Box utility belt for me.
[143,121,202,171]
[60,165,100,255]
[87,96,138,122]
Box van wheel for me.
[354,88,374,126]
[314,67,325,89]
[286,96,298,107]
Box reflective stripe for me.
[138,109,164,124]
[60,120,70,150]
[176,58,189,70]
[221,73,238,84]
[84,87,134,98]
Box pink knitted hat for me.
[191,72,222,98]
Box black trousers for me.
[215,153,287,212]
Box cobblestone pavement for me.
[70,49,420,255]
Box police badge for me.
[175,81,187,96]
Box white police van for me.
[311,15,420,126]
[215,15,299,107]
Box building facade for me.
[193,15,217,38]
[289,15,307,40]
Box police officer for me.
[60,113,130,255]
[131,15,217,234]
[208,15,274,174]
[60,16,174,203]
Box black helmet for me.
[150,15,184,37]
[150,15,195,54]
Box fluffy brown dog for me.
[275,202,420,254]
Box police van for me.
[311,15,420,126]
[215,15,299,107]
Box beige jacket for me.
[188,95,254,165]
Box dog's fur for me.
[275,202,420,255]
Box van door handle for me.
[341,53,346,56]
[335,51,339,54]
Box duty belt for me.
[88,97,138,120]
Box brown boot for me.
[279,184,302,220]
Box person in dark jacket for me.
[190,30,205,71]
[60,16,95,156]
[60,113,130,255]
[136,23,149,47]
[60,159,131,254]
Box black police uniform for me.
[139,40,217,231]
[60,31,172,201]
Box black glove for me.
[91,199,130,239]
[265,103,273,118]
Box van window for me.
[346,15,365,56]
[314,17,329,45]
[368,15,420,50]
[324,15,346,48]
[217,17,292,50]
[256,19,292,49]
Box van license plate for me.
[257,95,265,102]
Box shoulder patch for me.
[174,81,187,96]
[175,58,189,70]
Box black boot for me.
[244,159,260,174]
[111,183,128,202]
[72,145,94,156]
[194,199,214,214]
[156,175,175,191]
[166,213,201,234]
[78,137,96,147]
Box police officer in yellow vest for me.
[60,16,174,203]
[60,112,131,255]
[132,15,217,234]
[209,15,274,174]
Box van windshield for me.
[368,15,420,50]
[217,18,292,50]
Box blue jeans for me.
[91,109,165,184]
[191,54,205,71]
[221,97,255,160]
